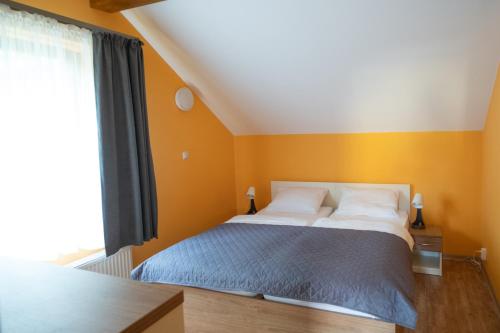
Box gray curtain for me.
[92,32,158,256]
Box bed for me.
[131,181,417,331]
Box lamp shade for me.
[246,186,256,198]
[412,193,423,209]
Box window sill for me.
[50,249,105,268]
[66,250,106,268]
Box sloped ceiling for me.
[123,0,500,135]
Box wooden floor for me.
[404,259,500,333]
[182,259,500,333]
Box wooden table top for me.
[0,257,183,333]
[409,225,442,238]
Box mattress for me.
[256,206,334,225]
[330,210,410,229]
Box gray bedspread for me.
[131,223,417,328]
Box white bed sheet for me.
[226,206,334,227]
[263,295,378,319]
[257,206,334,224]
[329,210,410,229]
[314,212,414,250]
[210,289,260,297]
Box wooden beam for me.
[90,0,165,13]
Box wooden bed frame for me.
[182,287,403,333]
[185,181,411,332]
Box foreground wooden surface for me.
[183,287,396,333]
[182,260,500,333]
[0,258,184,333]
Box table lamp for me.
[246,186,257,215]
[411,193,425,229]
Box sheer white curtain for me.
[0,5,104,261]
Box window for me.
[0,5,104,261]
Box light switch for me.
[182,151,190,160]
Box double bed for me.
[132,181,417,331]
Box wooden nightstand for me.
[410,226,442,276]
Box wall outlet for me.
[480,248,487,261]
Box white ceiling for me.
[123,0,500,135]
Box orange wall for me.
[16,0,237,266]
[235,132,483,256]
[482,66,500,299]
[12,1,494,273]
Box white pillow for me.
[266,187,328,214]
[335,187,399,218]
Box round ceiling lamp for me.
[175,87,194,112]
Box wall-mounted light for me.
[175,87,194,112]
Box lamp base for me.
[411,221,425,229]
[411,208,425,229]
[247,198,257,215]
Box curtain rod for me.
[0,0,142,43]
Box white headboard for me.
[271,181,411,213]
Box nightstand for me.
[410,226,442,276]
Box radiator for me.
[76,247,133,279]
